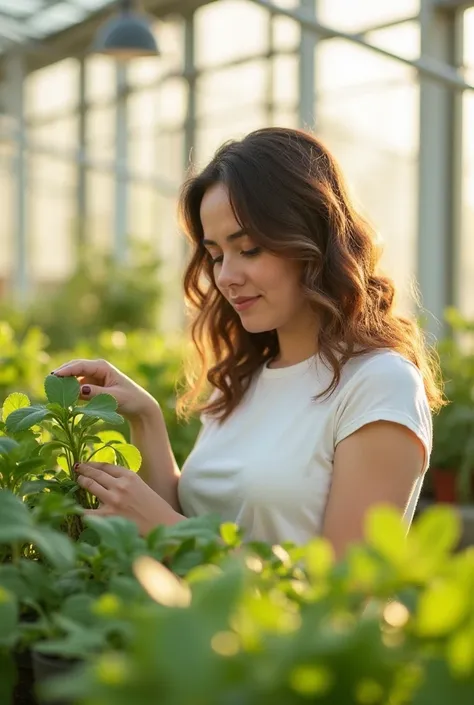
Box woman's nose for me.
[215,257,245,290]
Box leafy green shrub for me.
[0,241,162,352]
[1,374,141,541]
[35,504,474,705]
[430,309,474,500]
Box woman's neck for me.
[270,316,319,369]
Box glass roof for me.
[0,0,115,52]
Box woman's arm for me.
[131,404,182,513]
[322,420,425,560]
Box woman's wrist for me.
[128,398,162,428]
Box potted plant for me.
[430,313,474,503]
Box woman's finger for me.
[74,463,118,488]
[52,359,109,382]
[85,462,125,478]
[76,474,112,503]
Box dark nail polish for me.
[82,386,91,395]
[74,463,80,471]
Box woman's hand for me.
[74,461,184,535]
[52,359,158,421]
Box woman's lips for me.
[232,296,261,312]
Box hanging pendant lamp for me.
[93,0,159,59]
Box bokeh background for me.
[1,0,474,514]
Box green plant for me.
[0,487,232,705]
[1,374,142,539]
[15,241,163,352]
[41,504,474,705]
[431,310,474,501]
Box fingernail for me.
[50,371,56,375]
[82,386,91,395]
[74,463,80,471]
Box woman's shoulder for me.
[341,349,425,396]
[341,349,423,385]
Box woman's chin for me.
[239,316,275,334]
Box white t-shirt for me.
[178,350,432,546]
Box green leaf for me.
[220,522,241,547]
[5,406,51,433]
[0,438,19,456]
[92,446,116,464]
[19,479,60,496]
[0,650,16,705]
[410,505,461,563]
[365,505,407,566]
[0,587,19,648]
[96,430,126,444]
[2,392,30,422]
[57,455,70,473]
[416,581,469,636]
[31,527,76,571]
[114,444,142,472]
[305,537,335,579]
[44,374,80,409]
[75,395,124,426]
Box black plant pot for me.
[13,649,38,705]
[31,652,78,705]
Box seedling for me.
[1,375,141,539]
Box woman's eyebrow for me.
[202,228,247,246]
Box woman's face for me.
[200,183,313,336]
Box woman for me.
[53,127,443,558]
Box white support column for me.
[77,56,87,253]
[176,10,197,330]
[114,63,129,264]
[298,0,317,128]
[6,52,28,306]
[183,11,196,174]
[417,0,464,337]
[265,11,275,124]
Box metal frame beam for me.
[5,52,28,305]
[249,0,474,91]
[114,63,129,264]
[417,0,465,336]
[298,0,317,129]
[76,55,87,252]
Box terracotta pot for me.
[431,468,457,503]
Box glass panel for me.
[86,171,114,250]
[317,28,419,313]
[26,59,78,117]
[196,61,267,121]
[319,0,420,33]
[195,0,268,69]
[196,106,267,165]
[273,54,298,107]
[28,119,78,283]
[28,2,87,36]
[85,56,116,103]
[86,106,115,161]
[459,8,474,317]
[273,14,299,51]
[0,127,14,284]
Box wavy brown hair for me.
[177,127,443,422]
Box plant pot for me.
[432,468,457,503]
[13,649,38,705]
[31,652,78,705]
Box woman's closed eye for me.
[209,247,262,265]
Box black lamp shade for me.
[93,10,159,59]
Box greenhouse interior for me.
[2,3,474,705]
[0,0,472,334]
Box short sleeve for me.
[334,353,433,473]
